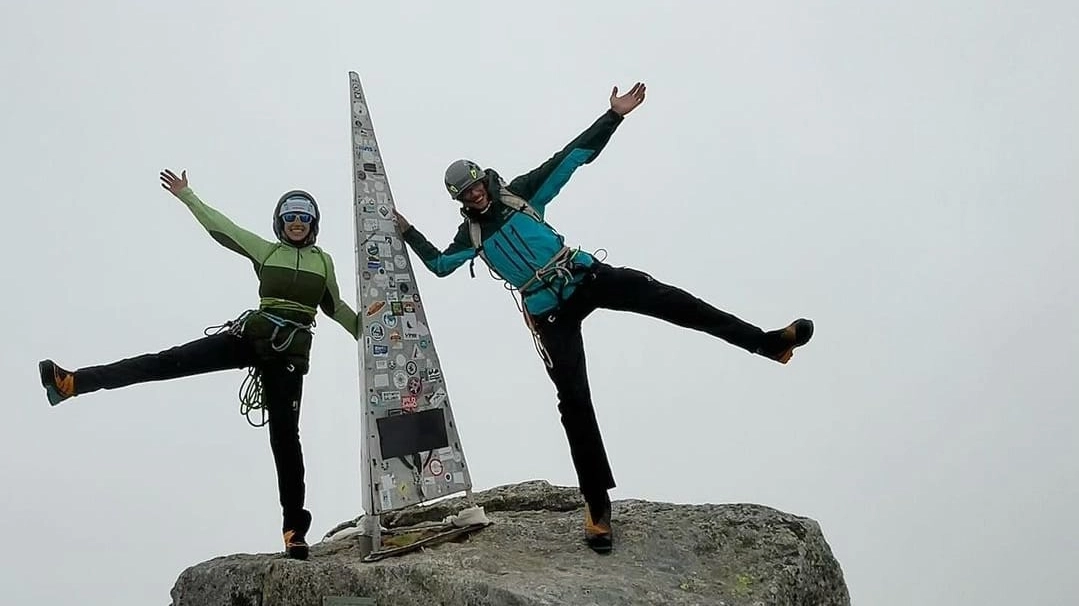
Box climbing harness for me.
[204,308,315,427]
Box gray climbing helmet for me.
[444,159,485,200]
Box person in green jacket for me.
[393,83,814,554]
[38,168,360,560]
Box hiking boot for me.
[39,359,76,406]
[283,529,309,560]
[756,318,814,364]
[584,501,613,554]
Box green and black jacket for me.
[178,186,359,363]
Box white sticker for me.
[393,371,408,389]
[373,374,390,388]
[453,472,465,485]
[429,387,447,406]
[396,354,407,368]
[375,360,389,370]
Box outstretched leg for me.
[260,360,311,560]
[39,332,256,405]
[584,263,813,361]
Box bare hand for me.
[159,169,189,197]
[610,82,646,116]
[393,209,411,232]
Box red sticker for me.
[401,395,417,412]
[428,458,444,476]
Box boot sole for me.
[774,319,814,364]
[39,360,69,406]
[586,536,613,554]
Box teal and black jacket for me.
[176,186,359,365]
[401,109,625,315]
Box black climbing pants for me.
[73,332,312,535]
[529,262,768,506]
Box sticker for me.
[368,394,379,407]
[428,387,447,406]
[453,472,465,485]
[419,338,429,349]
[392,238,403,251]
[373,374,390,388]
[393,371,408,389]
[377,205,392,219]
[362,198,376,213]
[395,273,410,283]
[425,368,442,381]
[381,312,398,328]
[389,331,402,347]
[375,360,389,370]
[396,354,407,367]
[388,359,396,370]
[361,271,372,281]
[398,483,409,497]
[380,390,401,402]
[413,293,422,302]
[368,287,380,298]
[369,324,385,341]
[411,344,424,359]
[376,192,388,204]
[366,260,382,270]
[372,344,389,357]
[366,243,380,257]
[429,459,444,476]
[394,255,407,269]
[403,302,415,314]
[380,489,392,510]
[407,376,422,395]
[363,218,378,232]
[400,283,410,294]
[406,361,418,375]
[403,314,428,336]
[391,301,404,314]
[401,395,418,412]
[444,473,453,483]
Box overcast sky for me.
[2,1,1076,604]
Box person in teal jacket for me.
[393,82,814,554]
[38,169,360,560]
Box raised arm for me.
[507,82,647,211]
[318,250,360,339]
[395,210,476,277]
[160,169,276,263]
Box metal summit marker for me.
[347,72,475,552]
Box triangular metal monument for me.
[347,72,481,561]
